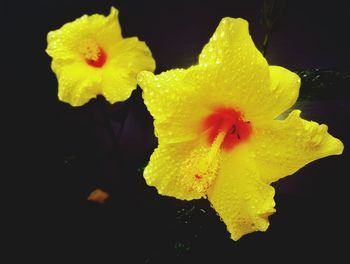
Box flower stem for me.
[262,31,271,57]
[96,96,130,156]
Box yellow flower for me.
[46,7,155,106]
[137,18,344,240]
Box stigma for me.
[203,107,252,150]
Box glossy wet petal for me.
[138,68,211,144]
[207,145,276,241]
[144,135,225,200]
[46,7,122,60]
[102,38,155,103]
[54,61,101,106]
[47,7,155,106]
[262,66,301,120]
[198,18,270,122]
[250,110,344,184]
[198,18,302,122]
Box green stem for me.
[262,31,271,57]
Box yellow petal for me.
[207,145,276,241]
[198,18,301,122]
[262,66,301,120]
[138,68,211,144]
[54,61,101,106]
[96,7,123,51]
[144,135,224,200]
[102,38,155,104]
[46,7,121,60]
[250,110,344,184]
[198,18,269,121]
[107,37,155,68]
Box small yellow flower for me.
[46,7,155,106]
[137,18,344,240]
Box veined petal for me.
[54,60,101,106]
[144,136,223,201]
[207,145,276,241]
[250,110,344,184]
[138,67,211,144]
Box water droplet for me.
[244,194,252,201]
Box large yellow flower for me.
[46,7,155,106]
[137,18,344,240]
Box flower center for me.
[203,107,252,151]
[79,39,107,68]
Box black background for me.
[4,0,350,263]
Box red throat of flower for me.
[85,47,107,68]
[203,107,252,150]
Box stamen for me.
[180,132,225,195]
[79,39,107,68]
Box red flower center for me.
[85,47,107,68]
[203,107,252,151]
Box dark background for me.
[4,0,350,263]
